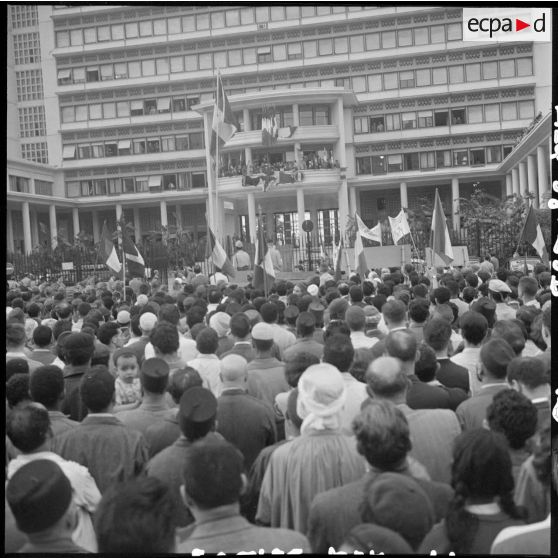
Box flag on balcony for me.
[388,209,411,245]
[98,221,121,275]
[430,189,454,266]
[332,237,344,281]
[354,228,368,278]
[278,171,295,184]
[277,126,297,139]
[122,228,145,278]
[253,223,275,293]
[207,226,235,277]
[518,203,549,264]
[210,72,238,160]
[355,213,382,245]
[262,109,279,147]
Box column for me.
[133,207,141,240]
[451,178,460,231]
[247,192,257,244]
[505,173,513,197]
[22,202,32,254]
[49,203,58,250]
[296,188,305,247]
[7,209,15,253]
[399,182,408,209]
[338,180,349,243]
[30,208,39,248]
[159,200,167,228]
[511,167,520,197]
[518,161,528,197]
[244,147,252,168]
[537,145,550,203]
[115,203,123,222]
[527,154,538,207]
[349,186,357,216]
[92,210,100,243]
[243,108,250,131]
[336,99,347,168]
[72,207,80,239]
[203,110,215,236]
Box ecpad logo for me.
[463,8,551,42]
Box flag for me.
[262,109,278,147]
[253,223,275,292]
[518,203,549,264]
[277,126,297,139]
[209,73,238,159]
[354,229,368,278]
[278,171,295,184]
[355,213,382,244]
[388,209,411,245]
[430,189,454,266]
[207,227,235,278]
[122,228,145,278]
[98,222,121,274]
[332,237,343,281]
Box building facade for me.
[6,4,553,264]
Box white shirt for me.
[145,335,198,363]
[350,331,379,350]
[451,346,482,396]
[339,373,368,436]
[188,354,223,397]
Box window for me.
[503,145,513,158]
[226,9,241,26]
[398,29,413,47]
[384,72,398,90]
[447,23,462,41]
[62,145,76,159]
[100,64,113,81]
[368,74,382,92]
[484,104,500,122]
[414,27,429,45]
[142,59,155,77]
[486,146,502,164]
[468,105,483,123]
[117,101,131,117]
[287,42,302,60]
[404,152,420,170]
[156,58,169,75]
[451,108,466,125]
[516,58,533,77]
[416,69,431,86]
[334,37,348,54]
[432,67,447,85]
[57,68,72,85]
[418,110,433,127]
[189,132,204,149]
[399,71,415,88]
[470,148,485,165]
[16,69,43,101]
[168,18,181,34]
[139,20,153,37]
[176,135,189,150]
[435,110,449,126]
[191,172,206,189]
[371,156,386,174]
[402,112,417,129]
[97,26,110,41]
[299,106,313,126]
[315,105,330,125]
[104,142,117,157]
[133,139,146,154]
[255,6,269,22]
[211,11,225,29]
[130,100,144,116]
[273,44,287,61]
[286,6,299,19]
[257,46,272,64]
[172,97,186,112]
[369,117,385,132]
[91,143,104,157]
[453,150,468,166]
[125,22,138,38]
[354,117,369,134]
[199,53,212,70]
[449,65,464,84]
[465,63,481,82]
[356,157,371,175]
[82,181,93,196]
[148,175,162,191]
[67,182,81,198]
[430,25,445,43]
[108,178,122,194]
[436,150,451,167]
[157,97,171,113]
[21,142,48,164]
[365,33,380,50]
[13,32,41,64]
[136,176,148,192]
[420,152,435,169]
[163,174,177,190]
[95,179,107,196]
[317,6,331,15]
[500,59,515,78]
[303,40,317,58]
[75,105,87,121]
[501,102,517,120]
[71,29,83,45]
[117,140,131,155]
[56,31,70,48]
[187,96,200,110]
[240,7,254,24]
[86,66,99,82]
[9,176,30,193]
[10,5,38,28]
[301,6,315,17]
[147,138,161,153]
[483,61,498,80]
[181,15,195,32]
[385,113,400,131]
[185,54,198,71]
[161,136,175,152]
[387,154,403,172]
[350,35,364,52]
[61,106,74,123]
[18,106,46,137]
[89,104,102,120]
[77,145,91,159]
[83,27,96,43]
[382,31,396,48]
[123,178,135,193]
[170,56,184,73]
[352,76,366,93]
[518,100,535,119]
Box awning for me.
[148,175,162,187]
[157,97,170,111]
[257,46,271,54]
[57,69,71,79]
[62,145,76,159]
[118,139,131,149]
[100,65,113,77]
[131,100,143,110]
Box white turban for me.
[297,363,346,435]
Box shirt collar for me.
[465,502,501,515]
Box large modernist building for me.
[6,4,553,265]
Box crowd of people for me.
[4,257,553,554]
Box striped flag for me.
[210,72,238,160]
[430,189,454,266]
[354,228,368,278]
[122,228,145,278]
[388,209,411,245]
[518,203,549,264]
[207,227,235,277]
[253,224,275,292]
[98,222,121,274]
[332,237,344,281]
[355,213,382,245]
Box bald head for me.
[220,354,248,385]
[384,329,417,365]
[365,356,408,401]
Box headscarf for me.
[296,363,346,435]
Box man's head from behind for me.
[7,403,50,453]
[365,356,408,401]
[381,300,407,329]
[150,321,179,356]
[507,356,550,395]
[480,338,515,381]
[220,354,248,386]
[178,386,217,442]
[322,333,355,373]
[80,365,116,412]
[140,358,170,395]
[345,305,366,332]
[423,317,451,354]
[459,311,488,346]
[29,365,65,410]
[63,332,95,366]
[167,366,203,405]
[384,329,417,366]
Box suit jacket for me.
[308,466,454,554]
[143,409,181,458]
[61,363,91,422]
[282,337,324,361]
[436,358,469,392]
[246,358,289,410]
[217,388,277,471]
[221,342,257,363]
[456,383,509,431]
[54,414,149,493]
[406,375,468,411]
[116,400,173,437]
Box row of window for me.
[62,131,205,160]
[10,5,38,29]
[18,106,46,138]
[13,32,41,65]
[9,176,31,193]
[353,100,536,133]
[21,142,49,164]
[15,70,44,101]
[355,145,511,175]
[66,171,207,198]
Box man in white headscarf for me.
[256,363,366,535]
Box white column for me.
[505,173,513,197]
[92,210,100,243]
[49,204,57,250]
[349,186,357,216]
[536,145,549,203]
[203,110,215,237]
[244,147,251,168]
[296,188,305,247]
[247,192,257,244]
[159,200,168,228]
[30,208,39,248]
[133,207,141,240]
[7,209,15,253]
[518,161,528,197]
[292,103,299,126]
[22,203,32,254]
[527,154,538,207]
[72,207,80,239]
[243,108,250,131]
[400,182,408,209]
[336,99,347,168]
[338,180,349,243]
[511,167,520,197]
[115,203,123,222]
[451,178,460,231]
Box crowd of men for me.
[4,258,554,554]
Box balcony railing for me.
[217,168,340,191]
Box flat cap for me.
[488,279,512,294]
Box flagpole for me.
[215,69,220,242]
[258,204,268,298]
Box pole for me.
[258,204,268,298]
[214,69,220,241]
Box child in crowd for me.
[113,349,142,412]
